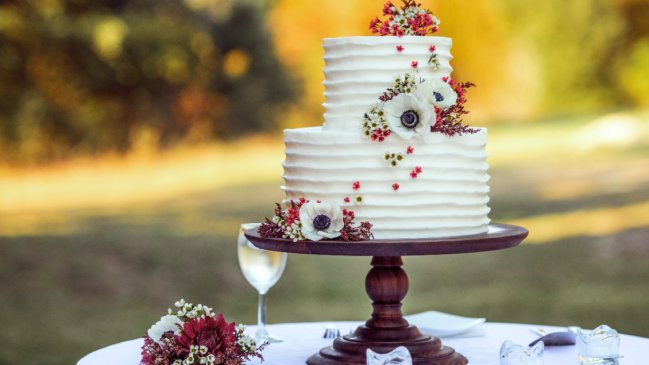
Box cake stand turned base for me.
[306,256,468,365]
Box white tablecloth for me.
[77,322,649,365]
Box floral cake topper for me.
[370,0,440,36]
[258,198,373,242]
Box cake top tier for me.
[322,0,478,139]
[322,36,453,132]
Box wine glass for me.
[237,223,287,343]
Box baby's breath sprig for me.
[169,299,217,321]
[428,53,440,71]
[362,105,391,142]
[378,73,419,102]
[384,151,404,167]
[236,324,259,353]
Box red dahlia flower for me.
[175,315,238,363]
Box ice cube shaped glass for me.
[577,325,620,365]
[500,340,544,365]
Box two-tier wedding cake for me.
[261,1,490,241]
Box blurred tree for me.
[0,0,295,163]
[616,0,649,106]
[619,38,649,106]
[500,0,626,113]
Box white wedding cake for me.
[270,3,490,240]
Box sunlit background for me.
[1,0,649,364]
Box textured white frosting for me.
[323,36,453,132]
[280,36,490,240]
[283,127,491,239]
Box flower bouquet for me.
[141,299,265,365]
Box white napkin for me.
[405,311,486,338]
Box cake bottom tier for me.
[282,126,491,239]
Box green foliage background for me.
[1,0,649,164]
[0,0,294,163]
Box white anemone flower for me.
[147,314,183,344]
[299,201,344,241]
[383,93,434,140]
[416,78,457,110]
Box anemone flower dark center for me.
[313,214,331,231]
[433,91,444,102]
[400,110,419,129]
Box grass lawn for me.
[1,111,648,364]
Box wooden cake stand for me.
[245,223,528,365]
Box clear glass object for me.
[577,325,621,365]
[500,340,544,365]
[366,346,412,365]
[237,223,288,343]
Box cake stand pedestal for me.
[245,223,528,365]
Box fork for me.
[323,325,341,339]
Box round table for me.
[77,321,648,365]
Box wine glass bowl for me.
[237,223,287,343]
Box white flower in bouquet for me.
[147,314,183,344]
[416,78,457,110]
[299,201,344,241]
[383,93,434,140]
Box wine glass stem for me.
[256,292,269,339]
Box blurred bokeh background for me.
[1,0,649,363]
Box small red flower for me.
[406,146,414,154]
[316,200,321,203]
[383,2,394,15]
[392,183,400,191]
[410,166,423,178]
[344,197,350,203]
[344,209,355,219]
[429,45,437,53]
[369,17,380,32]
[396,45,404,52]
[411,60,418,68]
[352,181,361,190]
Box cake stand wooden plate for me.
[245,223,528,365]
